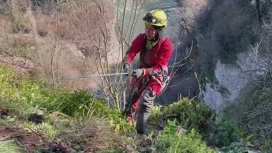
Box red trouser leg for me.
[124,78,144,118]
[136,79,161,134]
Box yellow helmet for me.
[143,9,168,27]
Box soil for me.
[0,126,73,153]
[0,54,35,74]
[0,106,70,153]
[0,127,44,152]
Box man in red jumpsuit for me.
[123,9,173,135]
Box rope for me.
[61,72,129,80]
[60,62,183,81]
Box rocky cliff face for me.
[203,51,271,112]
[161,0,272,113]
[199,0,272,112]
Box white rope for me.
[61,72,129,80]
[61,62,184,81]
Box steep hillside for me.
[0,0,272,152]
[0,0,118,90]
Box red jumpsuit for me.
[123,33,172,134]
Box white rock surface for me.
[203,51,270,112]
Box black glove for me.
[131,69,144,78]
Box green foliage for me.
[0,139,27,153]
[223,80,272,151]
[220,141,248,153]
[150,98,250,152]
[149,105,162,122]
[0,67,133,133]
[18,122,57,139]
[214,117,244,147]
[49,90,108,117]
[42,90,133,132]
[156,120,216,153]
[0,67,17,98]
[0,67,91,115]
[0,67,259,152]
[219,135,257,153]
[162,98,214,132]
[99,150,125,153]
[0,67,39,102]
[0,67,55,117]
[199,65,218,85]
[107,109,134,133]
[0,119,9,126]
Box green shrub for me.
[223,80,272,151]
[50,90,107,117]
[0,67,99,116]
[47,90,134,132]
[0,67,18,98]
[0,67,133,133]
[149,105,162,124]
[214,117,244,147]
[160,98,214,132]
[156,120,216,153]
[0,140,26,153]
[219,141,248,153]
[18,122,57,139]
[36,89,133,132]
[149,97,250,151]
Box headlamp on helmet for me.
[143,13,159,24]
[143,9,168,27]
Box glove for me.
[123,62,131,74]
[131,69,144,78]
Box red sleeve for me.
[152,37,172,72]
[123,34,144,64]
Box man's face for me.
[145,23,156,40]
